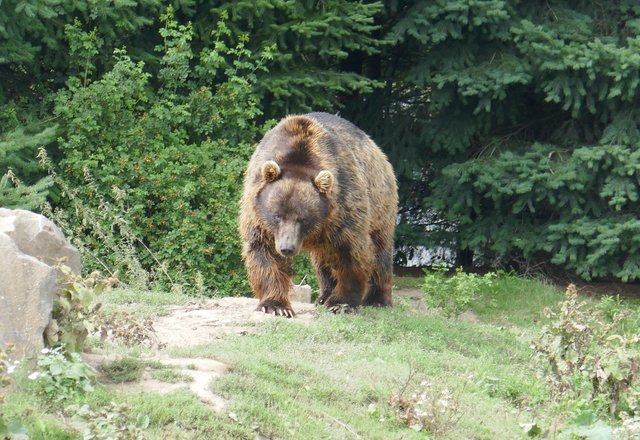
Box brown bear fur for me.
[239,112,398,316]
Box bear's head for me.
[256,160,334,257]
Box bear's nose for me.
[279,246,295,256]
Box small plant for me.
[422,264,496,317]
[100,358,145,383]
[46,265,118,352]
[32,346,95,402]
[531,284,640,417]
[69,402,149,439]
[1,345,27,438]
[388,375,464,437]
[92,311,158,348]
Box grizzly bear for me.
[239,112,398,316]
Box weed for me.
[422,264,497,317]
[68,402,149,439]
[531,284,640,416]
[92,311,158,348]
[100,358,145,383]
[388,370,465,437]
[32,346,95,402]
[46,265,118,352]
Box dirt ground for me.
[84,297,319,413]
[154,297,317,347]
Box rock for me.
[291,284,312,303]
[0,234,57,361]
[0,209,81,361]
[0,208,81,274]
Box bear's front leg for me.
[244,239,295,317]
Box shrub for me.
[422,264,496,317]
[45,265,118,352]
[531,284,640,417]
[52,11,270,294]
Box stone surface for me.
[0,208,81,274]
[0,209,81,361]
[291,284,312,303]
[0,233,58,360]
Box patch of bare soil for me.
[85,297,316,412]
[82,352,227,412]
[154,297,316,348]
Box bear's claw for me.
[328,303,357,314]
[258,300,295,318]
[321,294,360,314]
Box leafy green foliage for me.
[210,0,383,116]
[0,0,165,104]
[6,0,640,288]
[340,1,640,281]
[0,124,54,209]
[46,266,117,352]
[69,402,149,439]
[33,346,95,402]
[422,265,497,317]
[54,13,267,293]
[531,284,640,417]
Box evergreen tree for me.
[344,1,640,280]
[205,0,383,116]
[0,126,54,209]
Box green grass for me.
[4,274,639,439]
[469,274,565,328]
[98,287,199,318]
[392,275,423,290]
[150,369,193,383]
[100,358,145,383]
[195,308,546,439]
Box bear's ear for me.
[314,170,334,194]
[261,160,281,183]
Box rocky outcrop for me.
[0,208,81,361]
[0,208,81,273]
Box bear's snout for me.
[279,245,296,257]
[276,222,302,257]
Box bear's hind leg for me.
[363,231,393,307]
[312,255,337,306]
[322,242,372,313]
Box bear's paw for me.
[257,298,295,318]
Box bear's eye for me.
[274,215,282,222]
